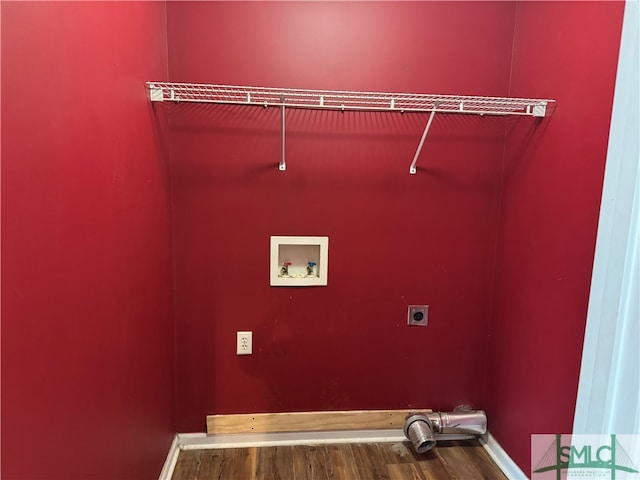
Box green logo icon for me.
[533,434,639,479]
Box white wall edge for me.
[157,434,180,480]
[479,432,528,480]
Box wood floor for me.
[171,440,507,480]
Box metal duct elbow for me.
[428,409,487,436]
[403,414,437,453]
[403,408,487,454]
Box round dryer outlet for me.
[408,305,429,326]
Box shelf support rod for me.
[409,108,437,174]
[279,103,286,171]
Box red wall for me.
[1,2,174,479]
[1,2,626,477]
[166,1,516,431]
[485,1,624,474]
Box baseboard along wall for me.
[159,410,526,480]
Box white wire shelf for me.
[147,82,552,117]
[146,81,555,173]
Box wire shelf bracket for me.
[147,82,554,174]
[280,103,286,171]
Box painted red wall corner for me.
[166,1,516,431]
[485,1,625,474]
[1,2,174,479]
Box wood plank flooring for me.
[171,440,508,480]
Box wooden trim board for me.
[206,409,431,435]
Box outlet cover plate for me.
[237,331,253,355]
[408,305,429,326]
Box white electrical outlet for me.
[236,331,252,355]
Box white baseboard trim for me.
[157,434,180,480]
[159,429,524,480]
[177,428,406,450]
[157,429,405,479]
[479,432,529,480]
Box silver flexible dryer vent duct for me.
[403,407,487,454]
